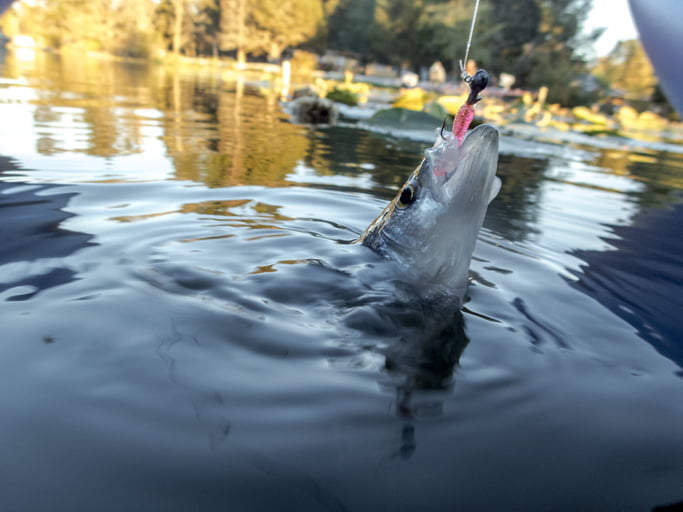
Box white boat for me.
[629,0,683,115]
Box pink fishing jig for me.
[452,69,489,144]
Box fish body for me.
[360,124,500,304]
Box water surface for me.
[1,51,683,512]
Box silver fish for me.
[360,124,501,304]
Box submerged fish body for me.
[360,124,501,303]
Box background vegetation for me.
[0,0,663,107]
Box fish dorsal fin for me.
[488,176,501,204]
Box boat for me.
[629,0,683,116]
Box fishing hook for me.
[440,117,448,140]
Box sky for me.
[585,0,638,56]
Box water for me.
[1,51,683,512]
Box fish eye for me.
[397,184,417,208]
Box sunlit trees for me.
[157,0,221,57]
[219,0,247,62]
[6,0,158,57]
[191,0,221,56]
[251,0,324,61]
[593,39,657,100]
[171,0,185,55]
[220,0,323,61]
[115,0,158,58]
[38,0,116,51]
[1,0,611,105]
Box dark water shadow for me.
[335,291,470,460]
[653,499,683,512]
[381,309,469,460]
[153,252,472,463]
[569,196,683,372]
[0,155,95,295]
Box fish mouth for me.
[440,124,499,197]
[462,123,499,151]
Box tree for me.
[418,0,476,76]
[478,0,600,104]
[371,0,427,69]
[592,39,657,100]
[172,0,185,55]
[33,0,116,51]
[156,0,191,56]
[191,0,221,56]
[326,0,376,58]
[219,0,247,62]
[220,0,323,61]
[249,0,324,61]
[155,0,219,57]
[113,0,159,58]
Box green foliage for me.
[6,0,162,56]
[220,0,324,60]
[372,0,426,68]
[484,0,597,106]
[251,0,324,60]
[592,39,657,100]
[326,0,376,57]
[2,0,620,107]
[477,0,599,104]
[323,0,599,105]
[326,87,358,106]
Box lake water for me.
[1,51,683,512]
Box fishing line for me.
[459,0,481,83]
[450,0,488,143]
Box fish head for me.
[361,124,500,302]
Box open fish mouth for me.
[429,124,500,199]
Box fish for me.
[359,123,501,305]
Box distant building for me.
[499,73,516,91]
[429,61,446,84]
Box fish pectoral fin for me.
[488,177,502,204]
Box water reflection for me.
[484,153,546,241]
[0,154,94,299]
[383,310,469,459]
[165,78,312,187]
[0,155,94,264]
[570,197,683,372]
[3,50,683,512]
[3,50,682,371]
[2,51,425,193]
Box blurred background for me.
[0,0,678,128]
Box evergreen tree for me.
[478,0,599,104]
[326,0,376,58]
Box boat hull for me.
[629,0,683,115]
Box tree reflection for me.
[162,74,311,187]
